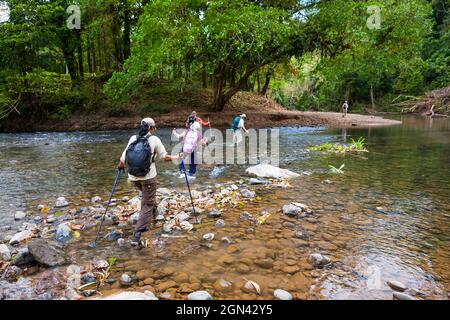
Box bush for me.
[140,102,171,116]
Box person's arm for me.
[197,117,210,126]
[172,128,185,140]
[153,136,181,162]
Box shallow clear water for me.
[0,115,449,299]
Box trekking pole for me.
[88,169,122,248]
[207,117,214,143]
[180,159,199,224]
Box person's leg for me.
[133,178,157,241]
[189,151,197,175]
[236,130,243,144]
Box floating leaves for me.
[329,164,345,174]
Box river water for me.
[0,115,448,299]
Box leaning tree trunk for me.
[213,64,263,111]
[260,69,272,96]
[213,65,227,111]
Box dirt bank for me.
[0,90,400,132]
[0,111,400,133]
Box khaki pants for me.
[133,178,157,233]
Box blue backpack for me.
[231,116,241,130]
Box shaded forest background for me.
[0,0,448,123]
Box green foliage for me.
[290,0,434,110]
[309,137,368,153]
[140,102,170,116]
[350,137,366,151]
[0,0,447,121]
[105,0,302,109]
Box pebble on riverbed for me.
[188,291,213,300]
[274,289,293,300]
[55,197,69,208]
[14,211,27,220]
[0,244,11,261]
[387,280,407,292]
[308,253,331,268]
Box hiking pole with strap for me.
[88,168,122,248]
[180,159,199,224]
[207,117,215,143]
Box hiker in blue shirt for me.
[231,113,248,145]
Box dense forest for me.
[0,0,448,123]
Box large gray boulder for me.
[246,164,300,179]
[27,238,67,267]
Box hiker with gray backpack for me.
[118,118,180,245]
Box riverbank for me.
[0,111,401,133]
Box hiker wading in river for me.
[118,118,180,245]
[231,113,249,145]
[185,111,210,130]
[172,121,208,178]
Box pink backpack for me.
[183,129,199,154]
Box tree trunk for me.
[213,65,226,111]
[370,83,376,109]
[230,67,236,87]
[102,28,108,73]
[97,33,102,71]
[76,30,84,79]
[256,69,261,93]
[63,50,78,83]
[213,64,262,111]
[87,36,93,73]
[122,0,131,61]
[260,67,273,96]
[92,38,97,73]
[202,63,207,88]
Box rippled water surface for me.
[0,115,449,299]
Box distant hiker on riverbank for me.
[186,111,210,129]
[231,113,249,145]
[118,118,180,246]
[173,121,208,178]
[342,101,349,118]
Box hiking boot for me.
[130,231,142,246]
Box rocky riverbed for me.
[0,164,437,300]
